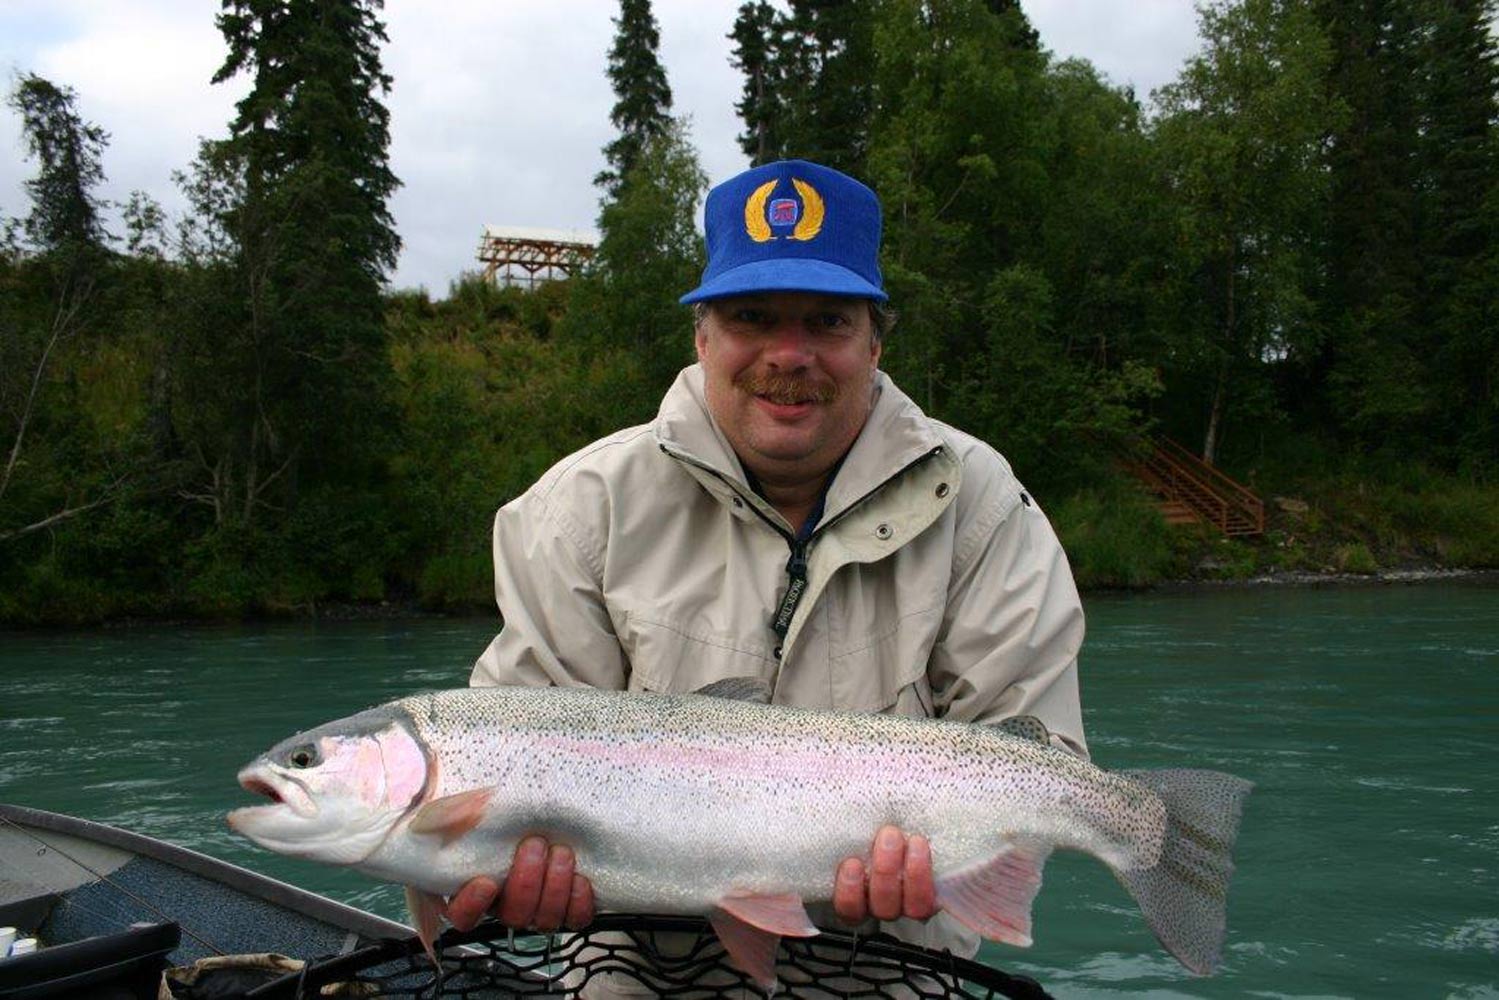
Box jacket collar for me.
[653,365,945,524]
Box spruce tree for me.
[2,75,120,546]
[197,0,401,522]
[1314,0,1424,443]
[775,0,875,174]
[7,74,110,261]
[598,0,674,196]
[1417,0,1498,466]
[730,1,784,165]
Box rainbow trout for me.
[228,680,1251,983]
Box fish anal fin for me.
[716,891,818,937]
[935,842,1052,947]
[708,906,789,989]
[404,885,446,966]
[409,787,493,845]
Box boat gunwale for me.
[0,803,412,943]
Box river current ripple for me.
[2,583,1495,998]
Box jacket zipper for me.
[661,444,944,659]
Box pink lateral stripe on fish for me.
[228,679,1251,987]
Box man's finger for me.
[902,834,937,920]
[445,875,500,932]
[531,844,576,932]
[496,836,549,927]
[564,873,596,930]
[832,857,868,925]
[867,826,906,921]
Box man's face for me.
[695,292,882,486]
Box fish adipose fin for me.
[992,715,1051,746]
[404,885,446,965]
[408,787,493,845]
[1115,768,1253,975]
[710,893,818,987]
[935,842,1051,946]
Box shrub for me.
[1050,483,1184,588]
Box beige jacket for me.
[469,366,1086,985]
[473,365,1085,753]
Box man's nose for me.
[762,319,815,368]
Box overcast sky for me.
[0,1,1203,295]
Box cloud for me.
[1,0,1200,294]
[1026,0,1202,102]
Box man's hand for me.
[833,825,938,925]
[444,836,595,933]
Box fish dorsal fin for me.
[693,677,773,704]
[993,714,1051,746]
[709,893,817,988]
[408,787,493,845]
[934,841,1052,947]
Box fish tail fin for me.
[1115,768,1252,976]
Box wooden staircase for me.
[1120,437,1265,537]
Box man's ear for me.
[869,331,882,369]
[695,323,710,362]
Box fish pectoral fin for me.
[404,885,446,966]
[408,787,493,845]
[708,900,810,990]
[715,892,819,937]
[935,841,1053,947]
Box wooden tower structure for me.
[477,226,598,288]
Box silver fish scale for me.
[372,686,1167,914]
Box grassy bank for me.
[1052,466,1499,590]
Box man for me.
[449,160,1086,959]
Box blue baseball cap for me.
[680,159,887,304]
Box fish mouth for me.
[232,764,316,820]
[242,775,283,803]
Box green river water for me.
[1,581,1495,997]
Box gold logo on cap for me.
[744,180,776,243]
[790,179,824,241]
[743,178,825,243]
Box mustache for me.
[734,372,838,405]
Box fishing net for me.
[249,914,1054,999]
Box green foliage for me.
[729,1,783,164]
[1151,0,1336,464]
[1333,541,1378,575]
[1049,483,1186,588]
[203,0,402,523]
[729,0,880,173]
[7,73,111,259]
[5,0,1499,622]
[565,119,707,404]
[598,0,675,195]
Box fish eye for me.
[287,745,319,769]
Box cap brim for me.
[679,258,887,305]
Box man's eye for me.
[813,313,851,330]
[733,309,769,325]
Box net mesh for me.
[250,914,1054,999]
